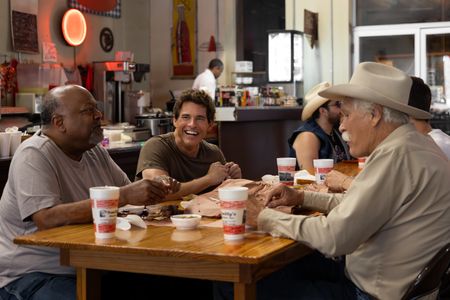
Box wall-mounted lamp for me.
[62,9,87,46]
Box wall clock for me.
[99,27,114,52]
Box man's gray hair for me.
[40,90,61,126]
[353,99,409,125]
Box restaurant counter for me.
[0,142,143,193]
[216,106,302,180]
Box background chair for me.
[402,243,450,300]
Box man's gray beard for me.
[342,131,351,142]
[89,130,104,145]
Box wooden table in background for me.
[334,160,360,177]
[305,160,360,178]
[14,224,311,300]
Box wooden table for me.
[334,160,360,177]
[14,224,311,300]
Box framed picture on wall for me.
[171,0,197,78]
[69,0,121,18]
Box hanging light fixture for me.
[62,9,87,46]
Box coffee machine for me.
[92,61,150,124]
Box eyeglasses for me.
[327,101,341,108]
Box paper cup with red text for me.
[218,187,248,241]
[313,159,334,184]
[358,157,367,169]
[277,157,296,186]
[90,186,120,239]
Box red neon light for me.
[62,9,87,46]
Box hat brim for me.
[319,84,431,119]
[301,97,329,121]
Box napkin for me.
[116,215,147,231]
[294,170,316,184]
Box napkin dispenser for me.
[15,93,42,113]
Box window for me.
[355,0,450,26]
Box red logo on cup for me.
[220,200,246,209]
[94,222,116,233]
[223,224,245,234]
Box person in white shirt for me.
[408,76,450,160]
[192,58,223,100]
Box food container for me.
[170,214,201,230]
[103,129,123,143]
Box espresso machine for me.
[92,61,150,124]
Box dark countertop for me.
[216,106,302,122]
[104,142,144,153]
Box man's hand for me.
[225,162,242,179]
[264,184,304,208]
[153,175,181,194]
[119,177,180,206]
[206,162,229,186]
[246,196,266,228]
[324,170,351,192]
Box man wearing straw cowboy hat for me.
[288,82,351,171]
[241,62,450,299]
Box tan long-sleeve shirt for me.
[258,124,450,299]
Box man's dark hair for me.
[173,89,215,123]
[40,90,61,126]
[311,101,331,120]
[208,58,223,70]
[408,76,432,112]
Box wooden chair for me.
[402,243,450,300]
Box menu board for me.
[11,10,39,53]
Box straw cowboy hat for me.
[301,81,332,121]
[319,62,431,119]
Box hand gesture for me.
[153,175,181,194]
[206,162,229,186]
[324,170,351,192]
[120,178,179,206]
[264,184,303,208]
[246,196,266,228]
[225,162,242,179]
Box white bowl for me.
[170,214,201,230]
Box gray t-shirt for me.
[0,131,130,287]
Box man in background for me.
[0,85,179,299]
[192,58,223,101]
[136,89,241,200]
[409,76,450,159]
[288,81,350,172]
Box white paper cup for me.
[90,186,120,239]
[9,132,22,156]
[218,187,248,241]
[0,132,11,158]
[358,157,367,169]
[277,157,296,186]
[313,159,334,184]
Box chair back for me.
[402,243,450,300]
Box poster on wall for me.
[171,0,197,78]
[10,0,39,53]
[69,0,121,18]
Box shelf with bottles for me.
[216,85,260,107]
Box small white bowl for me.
[170,214,201,230]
